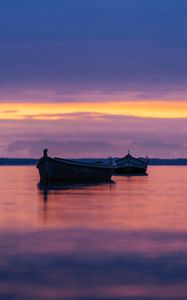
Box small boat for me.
[37,149,114,181]
[114,151,148,174]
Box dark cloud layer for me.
[0,1,186,157]
[7,139,113,157]
[1,113,187,158]
[0,0,187,96]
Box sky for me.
[0,0,187,158]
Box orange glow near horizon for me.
[0,101,187,120]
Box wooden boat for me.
[114,151,148,174]
[37,149,114,181]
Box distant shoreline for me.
[1,158,187,166]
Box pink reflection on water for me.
[2,229,187,257]
[0,166,187,299]
[100,284,187,298]
[0,166,187,232]
[0,284,186,300]
[37,167,187,232]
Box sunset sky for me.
[1,0,187,158]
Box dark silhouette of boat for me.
[37,149,114,181]
[114,151,148,174]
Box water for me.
[0,166,187,299]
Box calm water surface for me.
[0,166,187,299]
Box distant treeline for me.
[0,158,187,166]
[0,158,37,165]
[148,159,187,166]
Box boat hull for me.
[114,155,148,174]
[115,166,147,174]
[37,156,113,181]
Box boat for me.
[114,151,148,174]
[37,149,114,181]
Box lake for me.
[0,166,187,299]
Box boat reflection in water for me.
[38,179,115,210]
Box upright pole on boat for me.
[44,148,48,158]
